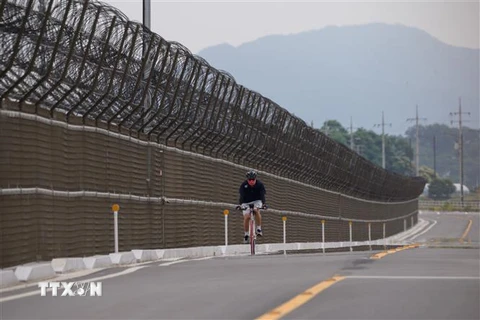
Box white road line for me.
[159,256,213,267]
[395,218,429,241]
[0,266,146,303]
[410,218,438,240]
[346,276,479,280]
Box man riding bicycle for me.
[237,170,267,244]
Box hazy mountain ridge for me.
[198,23,479,135]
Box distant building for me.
[453,183,470,195]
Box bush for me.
[429,178,456,200]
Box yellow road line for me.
[460,219,473,243]
[370,244,419,260]
[256,276,346,320]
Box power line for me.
[407,105,427,176]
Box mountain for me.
[197,23,479,136]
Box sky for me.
[101,0,480,54]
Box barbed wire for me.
[0,0,426,201]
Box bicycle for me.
[236,201,267,255]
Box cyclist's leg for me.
[243,212,250,233]
[253,208,262,228]
[253,201,263,235]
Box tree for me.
[321,120,348,145]
[419,166,438,183]
[428,178,456,200]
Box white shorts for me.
[241,200,263,215]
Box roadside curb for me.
[1,234,418,288]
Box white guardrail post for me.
[223,210,229,246]
[368,222,372,251]
[383,222,386,248]
[112,204,120,253]
[282,216,287,255]
[321,220,325,254]
[349,221,353,252]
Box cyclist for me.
[237,170,267,244]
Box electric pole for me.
[407,105,427,176]
[450,97,470,208]
[350,116,354,150]
[374,111,392,169]
[143,0,151,29]
[349,117,359,150]
[433,135,437,177]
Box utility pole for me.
[407,105,427,176]
[433,135,437,177]
[349,117,359,150]
[350,116,354,150]
[143,0,151,29]
[374,111,392,169]
[450,97,470,208]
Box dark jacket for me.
[239,179,266,204]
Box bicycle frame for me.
[242,202,258,255]
[238,201,266,255]
[248,204,256,255]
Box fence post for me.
[282,216,287,255]
[223,210,229,246]
[368,223,372,251]
[411,215,414,228]
[112,204,120,253]
[383,222,386,248]
[321,220,325,254]
[349,221,353,252]
[404,219,407,232]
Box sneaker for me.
[244,235,249,244]
[256,228,263,237]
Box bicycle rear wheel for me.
[249,219,255,255]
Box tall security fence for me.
[0,0,426,268]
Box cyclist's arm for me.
[238,184,245,205]
[260,183,266,204]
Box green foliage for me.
[428,178,456,200]
[405,124,479,190]
[318,122,415,176]
[419,166,438,182]
[313,120,479,184]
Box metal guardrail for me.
[419,200,480,210]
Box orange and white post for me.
[112,204,120,253]
[321,220,326,253]
[349,221,353,252]
[282,216,287,255]
[368,223,372,251]
[223,210,229,246]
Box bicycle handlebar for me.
[236,204,268,211]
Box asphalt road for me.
[1,211,479,320]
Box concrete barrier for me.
[109,252,136,265]
[83,255,113,269]
[219,245,250,256]
[155,250,165,259]
[15,263,55,282]
[51,258,86,273]
[266,243,298,252]
[0,269,19,287]
[131,250,159,262]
